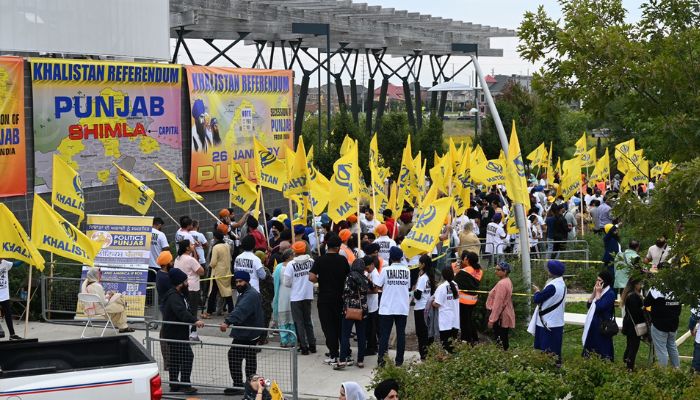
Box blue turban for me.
[547,260,565,277]
[192,99,205,119]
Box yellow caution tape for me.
[532,259,604,264]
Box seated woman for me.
[81,267,134,333]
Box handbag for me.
[626,304,648,337]
[345,307,363,321]
[600,314,619,337]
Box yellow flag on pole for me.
[526,142,548,167]
[229,162,258,211]
[560,158,582,201]
[254,137,288,191]
[0,204,45,271]
[284,137,310,198]
[369,134,388,203]
[545,141,553,183]
[31,194,101,266]
[328,139,359,223]
[401,196,453,258]
[505,122,530,210]
[589,148,610,183]
[472,159,505,186]
[398,136,418,206]
[114,163,155,215]
[574,132,587,156]
[154,163,204,202]
[472,145,487,166]
[51,155,85,224]
[580,147,597,168]
[269,380,284,400]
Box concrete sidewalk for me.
[14,320,417,400]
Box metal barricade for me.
[145,320,298,399]
[41,271,159,324]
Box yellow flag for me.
[453,145,471,215]
[506,214,519,235]
[254,137,288,191]
[472,145,487,166]
[505,122,530,209]
[154,163,204,202]
[284,137,310,198]
[369,134,388,203]
[292,194,309,225]
[472,159,505,186]
[328,139,359,223]
[269,380,284,400]
[229,162,258,211]
[580,147,597,168]
[650,162,664,179]
[114,163,155,215]
[340,133,354,156]
[31,194,101,266]
[401,196,453,258]
[0,204,46,270]
[387,181,400,219]
[614,139,636,173]
[398,136,418,206]
[589,148,610,183]
[51,155,85,224]
[574,132,587,156]
[662,161,674,175]
[555,157,562,176]
[307,151,330,215]
[560,158,582,201]
[545,141,553,183]
[526,143,548,167]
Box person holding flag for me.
[0,259,22,340]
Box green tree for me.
[415,115,444,171]
[518,0,700,162]
[376,112,411,178]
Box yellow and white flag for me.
[0,204,45,270]
[401,196,453,258]
[505,122,530,209]
[51,155,85,224]
[472,159,505,186]
[31,194,101,266]
[114,163,155,215]
[154,163,204,203]
[580,147,597,169]
[254,137,288,192]
[328,138,359,223]
[589,148,610,183]
[229,162,258,211]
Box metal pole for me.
[318,48,322,148]
[326,29,331,137]
[471,54,532,315]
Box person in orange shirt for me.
[338,229,357,264]
[454,251,483,344]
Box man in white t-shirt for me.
[363,255,381,356]
[644,235,671,270]
[233,235,267,292]
[373,224,396,265]
[175,216,194,245]
[433,271,460,353]
[283,241,316,354]
[361,208,380,234]
[149,217,169,270]
[375,247,410,367]
[485,213,507,265]
[189,220,208,267]
[0,259,21,339]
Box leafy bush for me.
[372,344,700,399]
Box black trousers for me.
[493,321,510,350]
[317,301,343,359]
[0,300,15,335]
[365,311,379,353]
[168,342,193,386]
[623,333,641,370]
[206,283,233,314]
[227,339,258,386]
[459,303,478,344]
[414,309,432,359]
[440,328,458,354]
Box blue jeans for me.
[340,317,366,363]
[693,341,700,373]
[650,325,680,368]
[378,314,407,366]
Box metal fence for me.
[41,271,160,324]
[145,320,298,399]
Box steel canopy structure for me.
[170,0,516,136]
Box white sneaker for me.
[189,332,201,342]
[323,357,337,365]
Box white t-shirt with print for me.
[190,230,207,265]
[234,251,265,292]
[366,269,380,313]
[175,229,194,246]
[149,228,169,269]
[373,236,396,264]
[485,222,507,254]
[434,280,460,331]
[413,273,431,311]
[375,262,410,316]
[0,260,12,302]
[284,255,315,302]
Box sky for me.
[175,0,645,88]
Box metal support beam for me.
[413,55,424,130]
[374,77,389,133]
[294,73,311,140]
[252,40,268,68]
[403,78,416,133]
[350,78,359,124]
[172,28,196,65]
[203,33,249,67]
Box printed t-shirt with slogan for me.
[376,262,411,316]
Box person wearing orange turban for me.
[338,229,356,264]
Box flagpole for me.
[23,265,33,337]
[190,196,222,223]
[259,188,270,241]
[151,197,179,226]
[288,198,295,244]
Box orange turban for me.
[219,208,231,217]
[347,214,358,223]
[291,241,307,254]
[375,224,388,236]
[339,229,351,242]
[156,251,173,266]
[217,223,229,234]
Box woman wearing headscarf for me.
[528,260,567,365]
[582,270,616,361]
[203,231,233,319]
[81,267,133,333]
[336,258,369,369]
[339,381,367,400]
[273,249,296,348]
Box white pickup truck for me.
[0,335,161,400]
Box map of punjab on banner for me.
[185,66,294,192]
[0,56,27,197]
[30,58,182,192]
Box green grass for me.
[506,302,696,368]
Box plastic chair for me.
[78,293,116,338]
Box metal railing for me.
[145,320,298,399]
